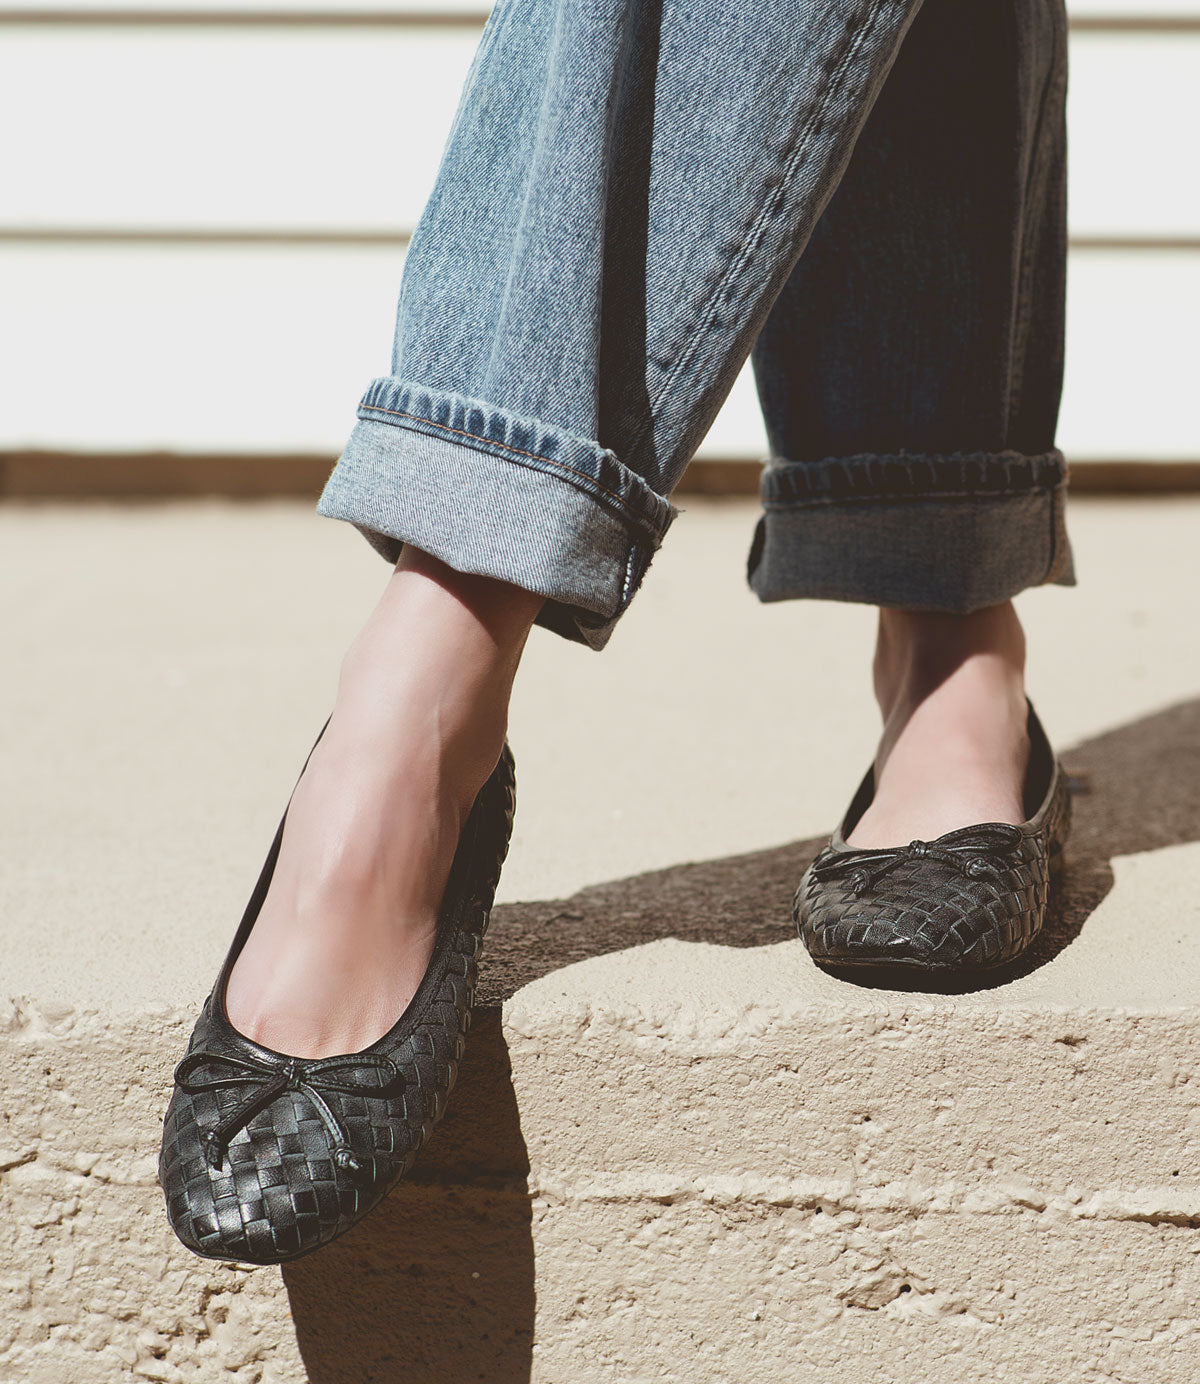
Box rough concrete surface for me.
[2,496,1200,1382]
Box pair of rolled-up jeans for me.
[317,0,1075,649]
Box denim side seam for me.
[1006,4,1068,437]
[630,0,919,467]
[1045,463,1072,587]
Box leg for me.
[225,553,541,1056]
[235,0,938,1055]
[858,601,1031,845]
[747,0,1070,845]
[317,0,932,649]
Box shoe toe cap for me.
[796,865,1040,971]
[803,901,984,968]
[159,1090,388,1264]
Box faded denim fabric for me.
[318,0,1073,649]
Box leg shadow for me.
[282,1011,534,1382]
[478,697,1200,998]
[1034,696,1200,961]
[282,697,1200,1376]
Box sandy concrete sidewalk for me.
[2,494,1199,1008]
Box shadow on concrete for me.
[282,1010,534,1383]
[472,697,1200,1000]
[1029,697,1200,958]
[282,697,1200,1379]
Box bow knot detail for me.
[812,823,1024,896]
[174,1048,403,1174]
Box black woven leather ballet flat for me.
[159,719,516,1263]
[794,702,1069,974]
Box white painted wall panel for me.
[1,31,1196,236]
[1,245,1195,460]
[1057,249,1199,458]
[6,0,489,13]
[1068,36,1200,236]
[0,244,403,451]
[1070,0,1200,15]
[0,31,475,232]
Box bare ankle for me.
[873,602,1026,722]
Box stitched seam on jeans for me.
[760,453,1069,504]
[762,449,1066,469]
[630,0,899,461]
[760,455,1067,504]
[761,489,1056,512]
[621,546,638,606]
[359,401,652,526]
[1006,8,1067,436]
[1044,476,1063,584]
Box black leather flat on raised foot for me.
[158,719,516,1264]
[794,702,1069,974]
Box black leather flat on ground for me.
[794,702,1070,974]
[159,720,516,1264]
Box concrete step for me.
[3,496,1199,1382]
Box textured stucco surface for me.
[6,931,1200,1383]
[3,497,1200,1381]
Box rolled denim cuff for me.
[748,450,1075,611]
[316,378,675,649]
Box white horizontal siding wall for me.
[0,5,1196,463]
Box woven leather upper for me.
[158,740,516,1264]
[795,707,1070,971]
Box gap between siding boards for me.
[1,454,1199,500]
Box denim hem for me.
[748,449,1075,611]
[356,377,673,544]
[316,402,674,650]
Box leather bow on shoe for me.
[810,823,1024,896]
[174,1049,403,1174]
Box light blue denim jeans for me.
[318,0,1073,648]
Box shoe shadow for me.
[282,696,1200,1381]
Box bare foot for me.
[222,549,543,1059]
[846,602,1031,848]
